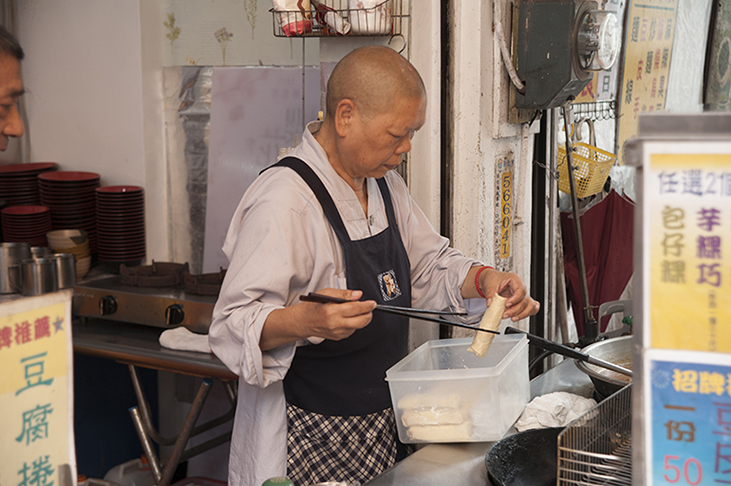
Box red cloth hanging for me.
[561,190,634,336]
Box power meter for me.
[511,0,620,111]
[577,9,620,71]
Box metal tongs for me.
[300,292,499,334]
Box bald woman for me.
[209,46,539,486]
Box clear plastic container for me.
[386,334,529,443]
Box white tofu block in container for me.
[386,334,530,443]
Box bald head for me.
[325,46,425,121]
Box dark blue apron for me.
[270,157,411,417]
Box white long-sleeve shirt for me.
[209,122,485,486]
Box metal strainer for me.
[557,384,632,485]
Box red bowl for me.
[96,212,145,221]
[0,178,41,187]
[0,187,40,196]
[39,171,100,183]
[96,185,143,195]
[1,205,50,216]
[97,208,145,216]
[97,231,146,240]
[96,201,145,210]
[0,162,57,174]
[39,185,100,195]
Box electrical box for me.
[509,0,619,118]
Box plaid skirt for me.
[286,403,401,486]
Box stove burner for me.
[120,261,189,287]
[184,268,227,295]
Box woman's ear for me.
[334,98,356,137]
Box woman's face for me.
[341,95,426,180]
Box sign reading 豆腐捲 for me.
[0,291,74,486]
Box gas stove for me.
[73,262,224,333]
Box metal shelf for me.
[271,0,406,38]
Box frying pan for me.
[504,327,631,378]
[485,427,561,486]
[575,335,632,399]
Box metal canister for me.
[0,242,31,293]
[19,257,58,296]
[51,253,76,289]
[31,246,51,259]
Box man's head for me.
[0,24,24,151]
[322,46,427,181]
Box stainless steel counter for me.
[365,359,594,486]
[73,318,236,380]
[72,317,595,486]
[72,318,237,486]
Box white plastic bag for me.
[348,0,391,34]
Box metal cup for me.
[19,258,58,296]
[51,253,76,289]
[0,242,31,293]
[31,246,51,259]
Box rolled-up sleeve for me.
[209,171,331,387]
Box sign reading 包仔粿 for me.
[0,291,75,486]
[644,147,731,353]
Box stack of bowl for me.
[39,171,100,254]
[1,205,53,246]
[0,162,57,206]
[46,229,92,279]
[96,185,145,264]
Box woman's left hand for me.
[480,268,541,321]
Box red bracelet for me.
[475,265,493,298]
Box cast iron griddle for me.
[485,427,562,486]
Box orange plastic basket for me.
[557,142,616,199]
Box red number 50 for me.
[663,455,702,485]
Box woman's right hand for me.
[298,288,377,340]
[259,288,376,351]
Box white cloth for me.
[209,121,485,486]
[159,327,211,354]
[514,392,597,432]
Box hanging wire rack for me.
[571,100,618,122]
[557,384,632,486]
[271,0,406,37]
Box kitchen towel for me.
[515,392,597,432]
[159,326,211,354]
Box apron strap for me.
[376,177,398,228]
[266,157,351,245]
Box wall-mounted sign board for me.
[0,291,74,486]
[629,113,731,484]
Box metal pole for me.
[561,103,598,341]
[158,378,214,486]
[129,364,176,446]
[130,406,163,483]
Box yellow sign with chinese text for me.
[0,291,75,486]
[646,149,731,352]
[495,155,514,272]
[500,171,512,260]
[617,0,678,164]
